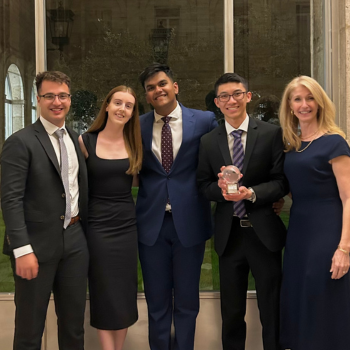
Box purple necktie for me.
[231,130,246,218]
[161,116,173,173]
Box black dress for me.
[280,134,350,350]
[82,132,138,330]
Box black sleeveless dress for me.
[82,132,138,330]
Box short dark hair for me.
[214,73,248,96]
[139,63,175,90]
[35,71,71,94]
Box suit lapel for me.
[142,111,165,172]
[142,111,154,152]
[34,119,60,175]
[242,117,258,174]
[171,104,195,172]
[217,124,232,165]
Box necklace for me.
[297,128,320,152]
[296,139,314,153]
[300,129,318,141]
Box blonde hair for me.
[279,75,345,152]
[87,86,142,175]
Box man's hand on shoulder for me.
[16,253,39,280]
[272,197,285,216]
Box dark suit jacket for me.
[197,117,288,256]
[136,104,218,247]
[1,119,88,262]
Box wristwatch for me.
[247,187,256,202]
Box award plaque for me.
[222,165,241,194]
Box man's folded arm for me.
[253,127,289,205]
[197,139,225,202]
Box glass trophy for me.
[222,165,241,194]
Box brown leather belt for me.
[68,215,80,226]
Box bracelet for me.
[338,245,350,255]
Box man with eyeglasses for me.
[197,73,288,350]
[1,71,89,350]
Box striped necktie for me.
[231,129,246,218]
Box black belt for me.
[233,216,253,228]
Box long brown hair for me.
[87,86,142,175]
[279,75,345,152]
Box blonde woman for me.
[79,86,142,350]
[279,76,350,350]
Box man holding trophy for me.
[197,73,288,350]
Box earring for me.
[290,109,294,116]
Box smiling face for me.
[289,85,319,125]
[144,71,179,115]
[105,91,135,127]
[37,80,71,127]
[214,82,252,128]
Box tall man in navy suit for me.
[197,73,288,350]
[1,71,89,350]
[136,63,218,350]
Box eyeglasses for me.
[38,93,71,101]
[216,91,247,102]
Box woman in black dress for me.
[279,76,350,350]
[79,86,142,350]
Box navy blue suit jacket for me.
[136,104,218,247]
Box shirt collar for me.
[225,114,249,136]
[40,116,67,136]
[154,101,181,123]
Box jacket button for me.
[62,193,65,198]
[60,215,65,220]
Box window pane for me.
[44,0,313,292]
[7,64,25,136]
[233,0,311,289]
[31,81,37,123]
[46,0,224,291]
[234,0,311,121]
[46,0,224,130]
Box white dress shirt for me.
[225,114,249,156]
[152,101,183,162]
[13,117,80,258]
[152,102,182,211]
[225,114,256,203]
